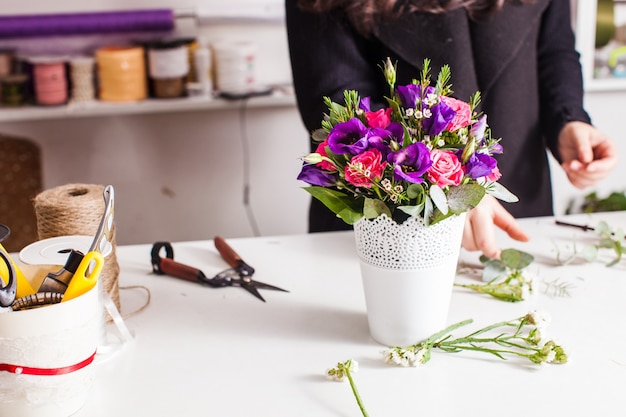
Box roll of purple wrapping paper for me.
[0,9,175,39]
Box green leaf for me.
[481,260,507,282]
[303,187,363,224]
[363,198,392,219]
[398,204,424,217]
[446,184,485,213]
[423,196,434,226]
[406,183,424,200]
[500,249,534,270]
[429,185,448,215]
[486,182,519,203]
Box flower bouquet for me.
[297,58,519,346]
[297,58,517,225]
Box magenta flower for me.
[345,149,387,188]
[388,142,432,183]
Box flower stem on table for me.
[327,359,369,417]
[383,311,567,367]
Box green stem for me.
[420,318,473,346]
[346,368,369,417]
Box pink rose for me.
[440,96,471,132]
[365,108,392,128]
[427,150,464,187]
[345,149,386,188]
[315,140,336,172]
[485,166,502,182]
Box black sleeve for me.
[537,0,591,162]
[285,0,382,145]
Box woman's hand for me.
[462,195,529,259]
[558,121,618,189]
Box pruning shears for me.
[151,237,288,302]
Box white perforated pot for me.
[354,213,466,346]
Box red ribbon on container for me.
[0,350,96,375]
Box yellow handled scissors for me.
[62,250,104,302]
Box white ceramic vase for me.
[354,213,466,347]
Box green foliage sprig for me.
[554,220,625,267]
[455,248,535,302]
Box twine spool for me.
[69,56,96,103]
[212,41,256,93]
[32,183,121,313]
[96,46,147,102]
[31,59,68,106]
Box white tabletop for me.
[77,212,626,417]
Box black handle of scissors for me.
[152,241,207,283]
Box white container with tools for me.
[0,279,102,417]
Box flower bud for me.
[302,153,324,164]
[383,57,396,88]
[461,136,476,164]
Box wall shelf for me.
[0,92,296,123]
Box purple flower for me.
[386,122,405,141]
[422,100,456,136]
[328,118,369,155]
[297,164,337,187]
[464,152,497,179]
[388,142,432,183]
[359,96,371,112]
[397,84,421,108]
[367,123,404,159]
[470,115,487,141]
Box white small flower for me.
[527,310,551,332]
[405,108,414,117]
[437,139,445,147]
[423,109,432,118]
[425,93,438,106]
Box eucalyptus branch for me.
[455,249,535,302]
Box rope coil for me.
[33,183,121,313]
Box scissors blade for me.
[241,281,266,302]
[248,279,289,293]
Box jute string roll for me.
[33,183,121,313]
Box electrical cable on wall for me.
[239,98,261,237]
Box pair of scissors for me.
[150,237,288,302]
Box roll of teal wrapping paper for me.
[0,9,174,39]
